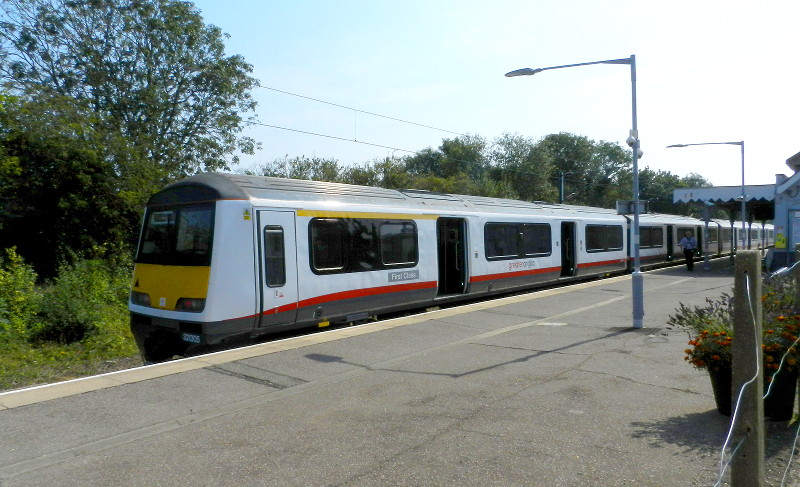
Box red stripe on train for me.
[577,258,626,268]
[294,281,438,311]
[470,266,561,283]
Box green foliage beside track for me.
[0,249,139,392]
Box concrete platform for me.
[1,264,799,486]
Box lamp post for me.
[559,171,573,204]
[666,141,746,251]
[506,55,644,329]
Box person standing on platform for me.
[679,230,698,271]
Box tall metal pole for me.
[666,140,746,252]
[505,55,643,329]
[629,55,643,328]
[740,141,747,250]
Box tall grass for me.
[0,248,140,391]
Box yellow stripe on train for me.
[296,209,438,220]
[132,264,210,310]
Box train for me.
[128,173,772,361]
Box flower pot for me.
[708,366,732,416]
[707,366,798,421]
[765,367,799,421]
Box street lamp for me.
[666,141,746,251]
[506,55,644,329]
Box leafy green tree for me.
[368,156,413,189]
[539,133,631,207]
[252,155,342,181]
[0,0,259,184]
[490,132,556,202]
[404,135,489,180]
[0,93,138,276]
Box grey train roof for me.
[150,172,702,223]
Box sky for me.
[190,0,800,188]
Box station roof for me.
[673,184,776,221]
[673,184,775,204]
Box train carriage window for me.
[708,227,719,245]
[380,222,418,265]
[607,226,623,251]
[310,217,418,274]
[485,222,551,260]
[640,226,652,248]
[485,223,520,259]
[640,227,664,249]
[586,225,624,252]
[522,223,552,257]
[348,219,380,271]
[311,219,345,271]
[263,226,286,287]
[651,227,664,247]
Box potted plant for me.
[668,274,800,420]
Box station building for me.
[673,151,800,270]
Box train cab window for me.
[380,222,418,265]
[586,225,624,253]
[311,219,346,271]
[263,226,286,287]
[522,223,552,257]
[137,204,214,266]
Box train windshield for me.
[136,204,214,266]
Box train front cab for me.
[129,178,259,362]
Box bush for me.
[0,247,40,340]
[32,257,132,344]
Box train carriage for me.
[129,173,732,361]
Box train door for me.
[437,218,467,296]
[695,226,703,256]
[666,225,674,260]
[256,210,298,328]
[561,222,576,277]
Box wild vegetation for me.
[0,0,716,391]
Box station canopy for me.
[673,184,775,221]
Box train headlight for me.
[130,291,151,307]
[176,298,206,312]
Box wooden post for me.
[732,250,764,487]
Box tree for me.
[0,93,139,276]
[0,0,259,187]
[539,133,631,208]
[251,155,342,182]
[489,133,556,202]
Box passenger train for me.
[128,173,772,361]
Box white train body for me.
[128,173,769,361]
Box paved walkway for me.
[1,263,799,486]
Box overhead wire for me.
[249,86,635,199]
[259,86,469,137]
